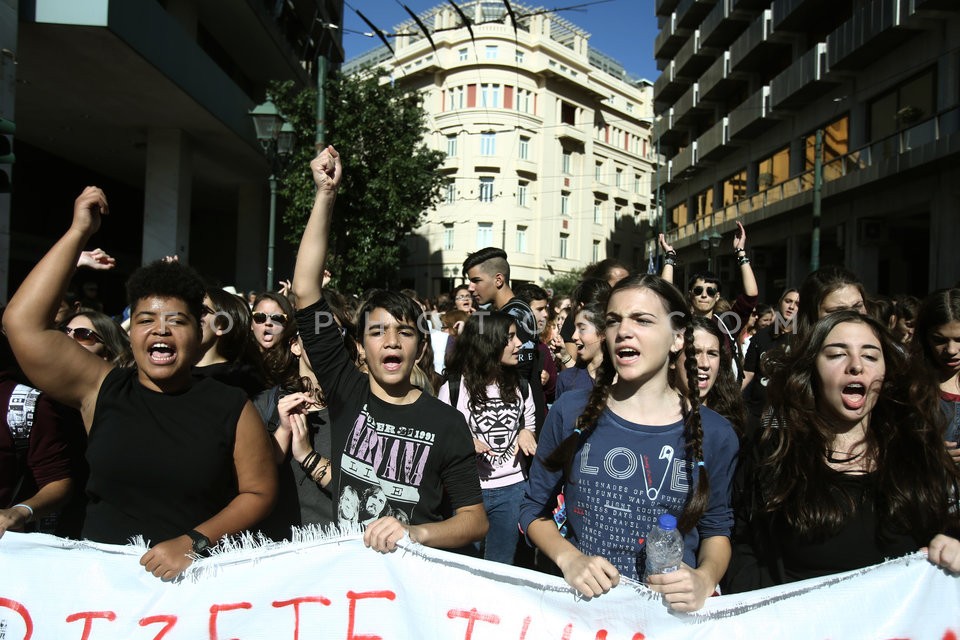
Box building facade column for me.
[142,128,192,265]
[929,169,960,289]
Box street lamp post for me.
[699,230,722,272]
[249,101,294,290]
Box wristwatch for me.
[187,529,212,556]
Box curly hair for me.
[914,288,960,375]
[796,266,866,339]
[447,311,521,411]
[759,310,960,539]
[543,274,711,533]
[126,260,205,328]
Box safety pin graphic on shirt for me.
[579,443,675,501]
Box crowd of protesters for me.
[1,146,958,612]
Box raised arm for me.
[658,233,676,284]
[3,188,114,420]
[291,146,342,308]
[733,221,758,298]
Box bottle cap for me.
[657,513,677,530]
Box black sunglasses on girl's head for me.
[253,312,287,325]
[692,286,718,297]
[63,326,104,345]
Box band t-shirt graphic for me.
[297,298,481,534]
[340,404,436,527]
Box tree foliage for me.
[542,268,584,298]
[269,71,446,293]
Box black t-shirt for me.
[84,368,245,545]
[742,327,794,418]
[193,362,266,399]
[297,299,481,535]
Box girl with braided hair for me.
[519,275,739,611]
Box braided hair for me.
[543,274,711,533]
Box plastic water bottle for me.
[645,513,684,578]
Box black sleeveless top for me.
[83,368,246,545]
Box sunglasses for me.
[253,312,287,325]
[692,286,718,297]
[63,326,104,345]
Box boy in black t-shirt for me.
[289,146,487,554]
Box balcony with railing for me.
[700,0,753,49]
[697,117,731,160]
[699,50,742,101]
[655,12,693,60]
[672,83,697,124]
[676,0,718,28]
[772,0,835,31]
[728,85,773,139]
[654,60,691,110]
[770,42,838,109]
[653,108,689,149]
[665,104,960,243]
[730,9,783,72]
[827,0,918,70]
[671,141,699,176]
[674,30,716,79]
[657,0,683,17]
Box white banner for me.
[0,531,957,639]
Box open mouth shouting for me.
[840,382,867,410]
[148,341,177,365]
[381,354,404,373]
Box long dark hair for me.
[543,274,711,533]
[914,288,960,376]
[62,310,132,367]
[205,288,266,386]
[682,315,746,436]
[253,292,298,389]
[760,310,960,538]
[446,311,521,411]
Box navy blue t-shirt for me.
[520,389,739,580]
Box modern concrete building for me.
[346,1,657,297]
[0,0,343,306]
[653,0,960,298]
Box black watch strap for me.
[187,529,212,556]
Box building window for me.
[757,146,790,190]
[443,223,455,250]
[449,86,465,110]
[485,45,498,59]
[559,233,569,259]
[634,173,642,194]
[458,48,468,61]
[480,83,500,108]
[479,177,494,203]
[595,160,603,181]
[560,101,576,125]
[695,187,714,219]
[592,240,600,263]
[561,191,570,216]
[480,132,496,156]
[516,225,528,253]
[614,205,622,225]
[446,134,457,157]
[518,181,528,207]
[869,68,935,141]
[626,102,634,113]
[593,200,602,224]
[519,135,530,160]
[444,181,456,204]
[670,202,689,229]
[562,151,572,175]
[515,50,524,64]
[516,88,532,113]
[477,222,493,247]
[805,115,850,181]
[722,169,747,206]
[615,167,623,188]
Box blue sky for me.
[341,0,660,82]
